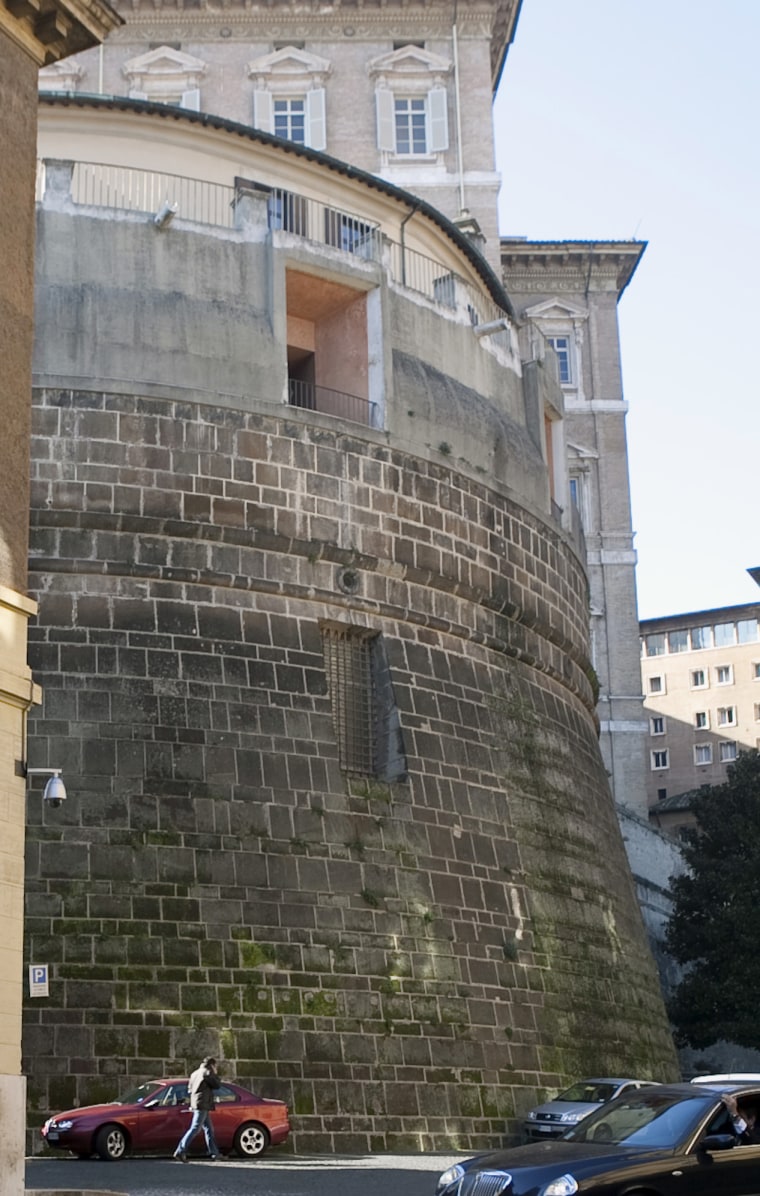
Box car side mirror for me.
[700,1134,737,1152]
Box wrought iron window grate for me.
[321,625,377,776]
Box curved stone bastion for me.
[23,99,678,1154]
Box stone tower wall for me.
[24,380,679,1153]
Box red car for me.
[40,1077,291,1161]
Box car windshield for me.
[557,1081,616,1103]
[118,1082,164,1105]
[566,1093,709,1149]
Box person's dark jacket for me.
[188,1063,221,1111]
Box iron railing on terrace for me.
[288,379,375,426]
[385,238,512,339]
[36,159,510,338]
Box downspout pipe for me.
[452,13,466,213]
[400,201,420,287]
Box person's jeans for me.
[176,1108,218,1157]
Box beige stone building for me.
[0,0,119,1190]
[43,0,651,823]
[641,602,760,834]
[19,0,682,1154]
[502,241,648,818]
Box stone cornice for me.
[1,0,121,64]
[501,239,646,299]
[102,0,520,90]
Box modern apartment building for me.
[641,602,760,833]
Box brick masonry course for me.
[23,388,678,1156]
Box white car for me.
[522,1077,657,1140]
[691,1073,760,1083]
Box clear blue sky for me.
[493,0,760,620]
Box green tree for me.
[666,750,760,1050]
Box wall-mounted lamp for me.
[22,768,67,809]
[154,200,178,230]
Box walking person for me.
[173,1056,222,1161]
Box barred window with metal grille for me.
[320,623,407,781]
[322,625,376,775]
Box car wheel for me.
[233,1122,270,1158]
[94,1124,129,1161]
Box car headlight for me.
[437,1163,465,1191]
[540,1176,578,1196]
[559,1111,585,1123]
[527,1110,537,1120]
[55,1120,75,1130]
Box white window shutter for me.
[129,89,149,101]
[427,86,449,152]
[181,88,200,111]
[253,89,274,134]
[375,88,396,152]
[305,88,326,151]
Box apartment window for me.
[668,629,689,653]
[754,703,760,721]
[273,97,306,143]
[720,741,737,763]
[648,675,665,694]
[754,662,760,680]
[650,716,666,735]
[320,623,407,780]
[656,788,667,801]
[644,633,666,658]
[547,335,572,385]
[717,706,737,727]
[651,750,669,770]
[255,88,326,148]
[249,46,330,151]
[690,669,707,689]
[691,625,713,650]
[695,711,709,730]
[268,190,308,235]
[737,618,759,644]
[714,621,736,648]
[716,665,733,685]
[371,45,451,159]
[394,96,427,153]
[324,210,377,257]
[694,744,712,765]
[375,87,448,155]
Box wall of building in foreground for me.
[22,116,679,1151]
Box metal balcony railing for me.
[72,162,236,227]
[37,159,506,332]
[288,379,375,426]
[385,238,512,341]
[268,189,381,260]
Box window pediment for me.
[39,59,83,91]
[523,297,588,322]
[247,46,332,89]
[123,46,207,93]
[369,45,451,88]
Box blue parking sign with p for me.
[29,964,49,997]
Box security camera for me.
[154,200,178,229]
[25,768,67,808]
[43,774,67,808]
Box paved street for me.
[26,1152,466,1196]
